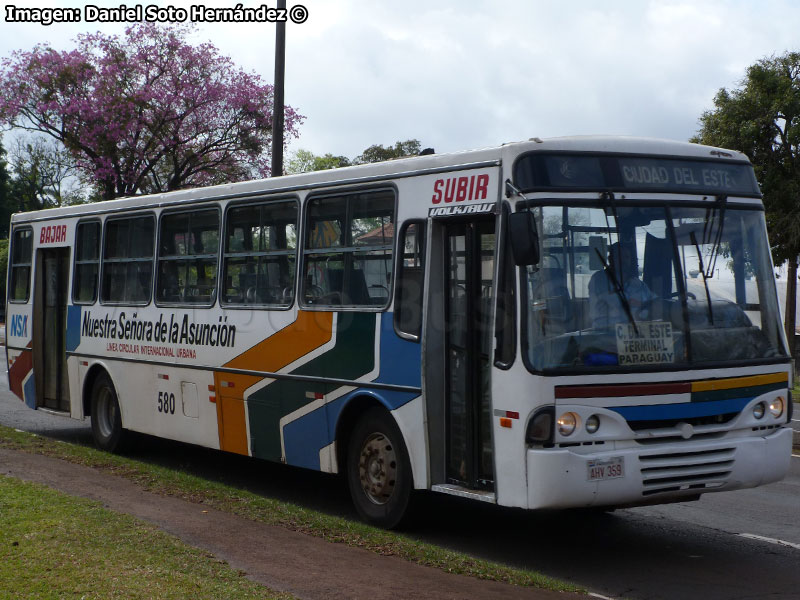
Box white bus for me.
[5,136,793,527]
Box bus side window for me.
[394,221,425,339]
[302,189,394,308]
[101,215,155,305]
[9,227,33,302]
[73,221,101,304]
[156,208,220,305]
[221,199,298,307]
[494,208,516,367]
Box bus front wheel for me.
[91,372,127,453]
[346,407,412,529]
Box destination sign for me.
[513,153,760,196]
[617,158,752,193]
[615,321,675,366]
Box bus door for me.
[443,218,495,489]
[32,247,70,412]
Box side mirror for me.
[508,211,540,266]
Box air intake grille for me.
[627,412,737,432]
[639,447,734,496]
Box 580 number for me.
[158,391,176,415]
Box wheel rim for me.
[357,432,397,505]
[96,387,116,439]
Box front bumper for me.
[526,426,792,509]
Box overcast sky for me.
[2,0,799,160]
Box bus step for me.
[431,484,496,503]
[36,407,71,418]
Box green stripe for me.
[247,313,377,461]
[691,380,786,403]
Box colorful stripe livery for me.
[214,310,335,455]
[555,372,788,423]
[8,346,35,409]
[55,304,421,472]
[216,311,421,469]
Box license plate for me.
[587,456,624,481]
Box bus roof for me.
[9,136,752,224]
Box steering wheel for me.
[305,285,324,302]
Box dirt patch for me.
[0,448,582,600]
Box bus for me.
[5,136,793,528]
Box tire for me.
[90,372,127,453]
[346,407,413,529]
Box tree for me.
[0,23,303,200]
[0,237,7,304]
[0,137,12,237]
[286,149,351,174]
[354,140,421,164]
[287,139,424,175]
[8,137,87,211]
[693,51,800,347]
[0,137,8,303]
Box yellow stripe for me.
[691,372,788,393]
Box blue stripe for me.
[282,387,419,470]
[282,404,330,470]
[373,312,421,387]
[23,373,36,410]
[66,305,81,352]
[610,397,751,421]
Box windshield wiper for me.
[594,248,639,336]
[597,192,639,334]
[701,196,727,278]
[690,231,714,325]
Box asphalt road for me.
[0,376,798,600]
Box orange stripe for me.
[214,311,334,455]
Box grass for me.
[0,475,291,599]
[0,424,582,594]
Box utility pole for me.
[271,0,286,177]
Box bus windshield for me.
[522,202,786,372]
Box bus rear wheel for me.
[91,372,127,453]
[346,407,412,529]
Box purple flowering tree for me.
[0,23,303,199]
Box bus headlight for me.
[753,402,765,419]
[769,397,784,418]
[557,412,578,436]
[585,414,600,434]
[526,407,554,444]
